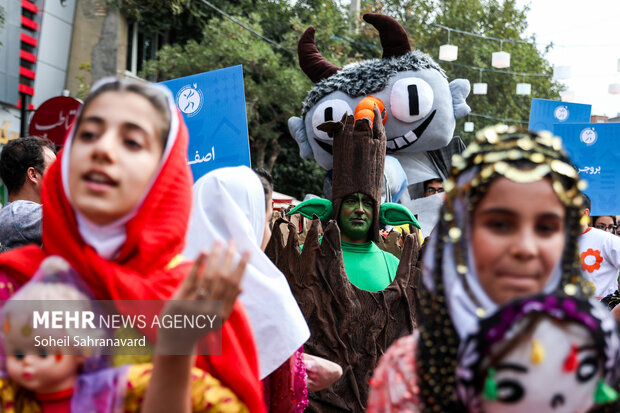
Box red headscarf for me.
[0,81,265,412]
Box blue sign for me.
[529,98,591,133]
[161,65,250,181]
[553,123,620,216]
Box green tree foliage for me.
[139,0,353,198]
[127,0,561,197]
[354,0,563,144]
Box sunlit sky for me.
[517,0,620,118]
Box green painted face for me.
[338,193,374,243]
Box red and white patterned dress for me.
[367,331,422,413]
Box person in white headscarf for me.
[184,166,341,411]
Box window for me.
[125,22,166,77]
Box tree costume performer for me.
[289,107,420,292]
[288,13,471,204]
[367,125,599,412]
[267,106,421,412]
[455,292,620,413]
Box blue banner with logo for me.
[529,98,591,133]
[161,65,250,181]
[553,123,620,216]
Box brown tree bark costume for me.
[265,113,421,412]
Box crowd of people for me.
[0,29,619,413]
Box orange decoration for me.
[581,248,603,273]
[3,321,9,334]
[354,96,387,127]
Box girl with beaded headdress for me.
[367,125,596,412]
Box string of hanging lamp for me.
[462,112,529,133]
[438,31,511,68]
[443,61,552,77]
[335,26,620,104]
[430,20,620,96]
[467,112,528,125]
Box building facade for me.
[0,0,148,204]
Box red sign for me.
[29,96,82,145]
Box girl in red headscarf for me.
[0,78,265,412]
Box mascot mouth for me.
[315,137,334,155]
[386,110,436,153]
[314,109,436,155]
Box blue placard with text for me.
[553,123,620,216]
[161,66,250,181]
[529,98,591,133]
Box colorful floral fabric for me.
[125,364,248,413]
[0,364,248,413]
[367,332,421,413]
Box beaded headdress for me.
[416,125,589,412]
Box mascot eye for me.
[495,379,525,404]
[390,77,434,123]
[311,99,353,141]
[576,355,598,382]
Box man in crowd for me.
[0,136,56,250]
[422,178,444,197]
[578,193,620,299]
